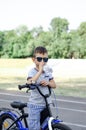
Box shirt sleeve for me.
[49,72,53,80]
[27,68,36,80]
[48,67,53,80]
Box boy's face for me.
[33,53,48,67]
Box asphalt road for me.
[0,89,86,130]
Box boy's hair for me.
[33,46,48,57]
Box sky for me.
[0,0,86,31]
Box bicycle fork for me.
[41,117,62,130]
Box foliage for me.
[0,17,86,58]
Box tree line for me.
[0,17,86,59]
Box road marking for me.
[56,99,86,105]
[0,99,12,102]
[0,98,86,128]
[0,92,86,104]
[0,99,86,113]
[0,92,28,98]
[58,107,86,113]
[0,94,86,128]
[64,122,86,128]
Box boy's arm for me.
[48,79,57,88]
[27,62,44,84]
[40,79,56,88]
[27,70,42,84]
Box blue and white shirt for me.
[27,68,53,106]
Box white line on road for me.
[0,92,86,105]
[64,122,86,128]
[56,99,86,105]
[58,107,86,113]
[0,98,86,128]
[0,99,86,113]
[0,92,28,97]
[0,99,12,102]
[0,94,86,128]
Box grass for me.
[0,76,86,98]
[55,83,86,98]
[0,76,26,90]
[0,58,33,68]
[0,59,86,98]
[55,78,86,97]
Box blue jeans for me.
[27,103,45,130]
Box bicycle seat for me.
[11,101,27,109]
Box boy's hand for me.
[38,62,44,72]
[27,79,32,84]
[40,80,49,86]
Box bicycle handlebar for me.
[18,83,51,98]
[18,83,35,90]
[18,84,28,90]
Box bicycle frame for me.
[0,110,62,130]
[0,111,23,129]
[0,83,68,130]
[18,83,63,130]
[41,117,62,130]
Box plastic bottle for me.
[43,65,53,74]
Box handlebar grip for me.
[18,83,51,98]
[18,83,36,90]
[18,84,29,90]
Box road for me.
[0,89,86,130]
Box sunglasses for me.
[35,57,48,62]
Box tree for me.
[48,17,70,58]
[0,31,6,57]
[0,17,86,58]
[1,30,17,58]
[77,22,86,58]
[50,17,69,39]
[31,26,43,38]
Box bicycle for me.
[0,83,72,130]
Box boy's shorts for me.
[27,103,45,130]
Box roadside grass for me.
[55,78,86,97]
[55,82,86,98]
[0,75,86,98]
[0,76,26,90]
[0,59,86,98]
[0,58,33,68]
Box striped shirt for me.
[27,67,53,106]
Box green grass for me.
[0,58,33,68]
[0,76,86,98]
[0,76,26,90]
[55,85,86,98]
[0,59,86,98]
[55,78,86,97]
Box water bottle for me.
[43,65,53,74]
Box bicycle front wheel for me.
[0,113,20,130]
[46,122,72,130]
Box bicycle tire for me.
[46,122,72,130]
[0,112,20,130]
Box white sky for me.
[0,0,86,31]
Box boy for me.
[27,46,56,130]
